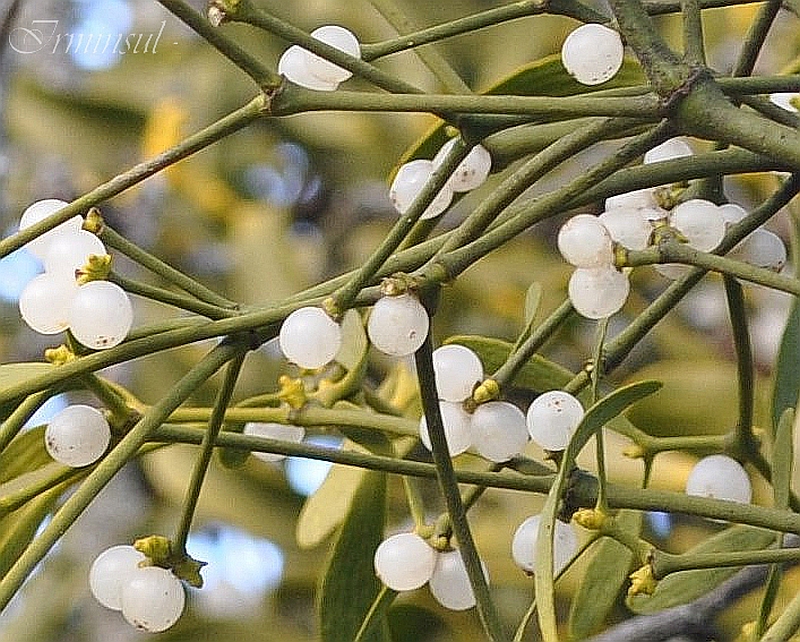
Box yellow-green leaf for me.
[0,425,53,483]
[772,298,800,435]
[0,363,53,418]
[773,407,794,510]
[627,525,776,614]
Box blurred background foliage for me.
[0,0,798,640]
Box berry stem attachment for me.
[414,332,508,642]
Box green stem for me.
[414,332,508,642]
[99,225,237,310]
[681,0,706,65]
[718,74,800,95]
[107,272,237,320]
[592,319,610,512]
[762,575,800,640]
[0,390,57,454]
[79,374,135,427]
[402,476,430,532]
[652,546,800,579]
[0,464,87,518]
[0,95,266,259]
[731,0,783,77]
[174,351,246,553]
[157,0,278,88]
[0,338,246,612]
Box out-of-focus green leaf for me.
[318,469,388,642]
[395,55,646,170]
[773,408,794,510]
[537,381,662,641]
[568,510,642,639]
[512,283,543,353]
[0,426,52,483]
[335,309,368,372]
[772,298,800,435]
[0,364,53,419]
[0,485,62,580]
[627,525,777,614]
[444,335,572,390]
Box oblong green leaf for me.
[0,426,52,483]
[318,469,388,642]
[627,525,776,614]
[772,297,800,434]
[0,363,53,419]
[773,407,794,511]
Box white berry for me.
[644,138,693,164]
[605,188,658,212]
[557,214,614,267]
[19,272,79,334]
[670,199,726,251]
[561,24,624,86]
[432,138,492,192]
[526,390,584,451]
[45,404,111,467]
[685,454,752,504]
[43,229,106,278]
[367,293,429,356]
[598,208,652,250]
[243,422,305,462]
[373,532,437,591]
[511,515,578,575]
[428,549,488,611]
[419,401,473,457]
[389,159,454,220]
[731,228,786,272]
[278,45,338,91]
[121,566,185,633]
[432,344,483,402]
[279,306,342,369]
[719,203,748,225]
[470,401,529,462]
[18,198,82,260]
[304,25,360,84]
[568,266,630,319]
[68,280,133,350]
[89,545,147,610]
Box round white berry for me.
[432,344,483,402]
[470,401,529,462]
[511,515,578,575]
[278,45,339,91]
[304,25,360,84]
[367,293,429,357]
[121,566,185,633]
[557,214,614,267]
[526,390,584,451]
[279,306,342,369]
[568,266,630,319]
[718,203,748,225]
[598,208,652,250]
[68,280,133,350]
[769,92,799,112]
[731,228,786,272]
[644,138,693,164]
[19,272,79,334]
[373,532,437,591]
[605,188,658,212]
[45,404,111,467]
[432,138,492,192]
[428,549,488,611]
[389,159,454,220]
[18,199,82,260]
[43,229,106,278]
[89,545,147,610]
[670,199,726,251]
[685,454,752,504]
[243,422,305,462]
[419,401,472,457]
[561,23,624,86]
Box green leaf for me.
[512,283,543,353]
[0,363,53,419]
[0,426,53,483]
[335,309,368,372]
[773,407,794,511]
[627,524,777,614]
[394,54,646,172]
[568,511,642,639]
[772,298,800,435]
[536,380,662,641]
[0,485,62,580]
[318,469,388,642]
[444,335,573,390]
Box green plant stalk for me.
[0,338,246,612]
[681,0,706,65]
[330,139,470,312]
[0,95,266,259]
[718,74,800,95]
[762,584,800,640]
[361,0,607,60]
[153,423,800,533]
[0,390,56,454]
[277,88,663,120]
[737,94,800,129]
[367,0,472,94]
[592,319,610,513]
[651,546,800,578]
[645,0,764,13]
[0,464,87,518]
[107,272,237,320]
[79,374,135,427]
[156,0,278,88]
[414,332,508,642]
[99,225,236,310]
[731,0,783,77]
[174,351,246,553]
[401,476,430,532]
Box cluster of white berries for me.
[685,454,752,505]
[18,199,133,350]
[89,545,185,633]
[561,23,624,86]
[45,404,111,467]
[278,25,360,91]
[389,139,492,220]
[373,532,488,610]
